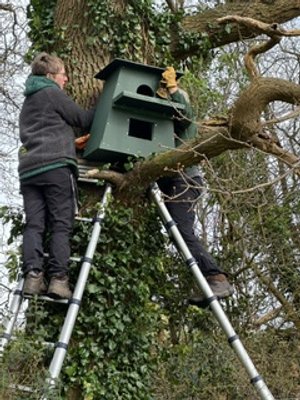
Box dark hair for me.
[31,52,64,75]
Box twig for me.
[262,106,300,126]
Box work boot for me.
[189,274,234,308]
[47,275,72,300]
[23,270,47,296]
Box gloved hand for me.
[156,86,169,99]
[160,66,177,88]
[75,133,90,150]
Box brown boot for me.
[189,274,233,307]
[47,275,72,299]
[23,271,47,296]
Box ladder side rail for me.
[0,277,25,357]
[150,183,275,400]
[45,184,112,392]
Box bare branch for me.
[165,0,176,13]
[252,263,300,329]
[244,36,281,79]
[217,15,300,38]
[252,307,283,328]
[263,106,300,126]
[249,134,300,174]
[216,15,300,79]
[0,4,14,12]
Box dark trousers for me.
[20,167,77,277]
[157,175,223,277]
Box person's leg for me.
[21,183,46,274]
[158,175,222,276]
[157,175,233,304]
[21,180,47,294]
[166,198,223,276]
[43,168,76,298]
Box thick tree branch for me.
[174,0,300,58]
[217,15,300,38]
[230,77,300,141]
[86,125,241,201]
[85,75,300,202]
[249,135,300,175]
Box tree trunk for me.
[54,0,114,107]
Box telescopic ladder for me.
[0,182,112,399]
[0,179,275,400]
[150,182,274,400]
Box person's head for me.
[31,52,68,89]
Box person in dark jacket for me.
[156,67,233,307]
[19,52,95,299]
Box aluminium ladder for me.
[149,182,275,400]
[0,179,275,400]
[0,182,112,399]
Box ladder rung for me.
[78,177,99,183]
[77,162,100,172]
[23,294,69,304]
[70,256,82,263]
[10,336,55,349]
[75,216,93,223]
[36,295,69,304]
[9,383,36,393]
[40,341,55,348]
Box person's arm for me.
[46,87,95,131]
[157,67,194,130]
[169,88,194,131]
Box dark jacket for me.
[170,88,200,178]
[170,89,198,144]
[18,75,94,179]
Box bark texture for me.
[55,0,112,107]
[178,0,300,57]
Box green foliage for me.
[152,327,300,399]
[179,69,225,118]
[81,1,172,64]
[0,312,63,399]
[153,331,241,399]
[61,198,168,399]
[1,196,169,398]
[0,206,23,281]
[203,149,300,323]
[26,0,58,59]
[8,2,300,398]
[26,0,213,66]
[0,206,24,245]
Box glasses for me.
[49,71,67,77]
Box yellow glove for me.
[75,133,90,150]
[160,66,177,88]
